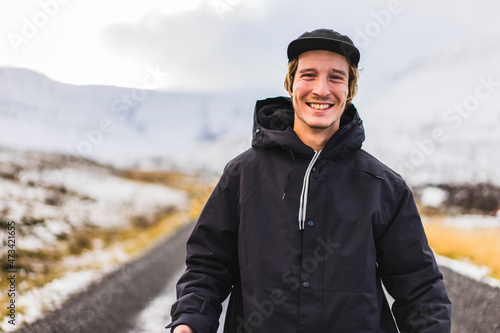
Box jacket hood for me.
[252,96,365,158]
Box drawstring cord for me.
[298,150,322,230]
[341,145,385,180]
[284,145,382,231]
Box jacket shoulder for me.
[224,146,265,173]
[354,149,408,189]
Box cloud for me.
[102,2,257,91]
[100,1,368,93]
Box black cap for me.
[287,29,360,67]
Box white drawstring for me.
[298,150,322,230]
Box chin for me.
[307,121,335,130]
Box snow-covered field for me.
[0,147,188,331]
[0,147,186,251]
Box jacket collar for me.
[252,96,365,158]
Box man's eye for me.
[303,74,315,78]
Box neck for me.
[293,121,338,151]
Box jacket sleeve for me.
[376,180,452,333]
[166,163,240,333]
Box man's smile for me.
[307,102,334,110]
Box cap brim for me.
[287,37,360,66]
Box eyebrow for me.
[298,68,348,78]
[330,68,348,78]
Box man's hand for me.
[173,324,194,333]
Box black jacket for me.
[168,97,452,332]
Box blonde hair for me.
[284,56,359,105]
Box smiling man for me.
[167,29,452,333]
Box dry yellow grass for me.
[423,215,500,279]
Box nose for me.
[312,75,331,97]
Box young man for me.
[167,29,452,333]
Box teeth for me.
[309,103,331,110]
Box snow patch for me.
[441,215,500,229]
[0,148,187,252]
[1,269,107,332]
[435,254,500,289]
[420,186,448,207]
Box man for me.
[167,29,452,332]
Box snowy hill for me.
[0,67,256,166]
[361,37,500,186]
[132,132,252,175]
[1,34,499,186]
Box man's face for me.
[289,50,349,137]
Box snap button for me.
[307,220,315,227]
[302,281,311,288]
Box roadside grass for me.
[423,215,500,280]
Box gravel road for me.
[440,266,500,333]
[16,223,193,333]
[15,222,500,333]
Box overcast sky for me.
[1,0,499,97]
